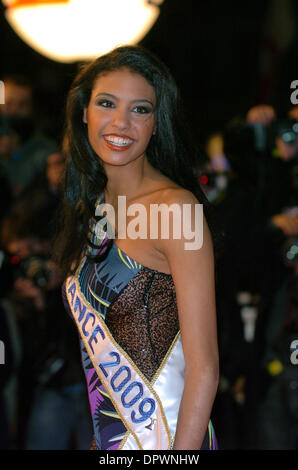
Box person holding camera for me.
[245,104,298,449]
[0,157,92,449]
[207,103,298,448]
[246,104,298,231]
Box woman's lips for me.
[103,134,134,152]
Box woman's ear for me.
[83,108,88,124]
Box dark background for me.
[1,0,297,148]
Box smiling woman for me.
[54,45,219,451]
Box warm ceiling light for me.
[3,0,164,63]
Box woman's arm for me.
[158,189,219,450]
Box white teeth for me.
[105,136,133,146]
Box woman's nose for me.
[112,107,130,130]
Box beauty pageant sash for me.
[65,257,185,450]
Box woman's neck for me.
[103,155,161,205]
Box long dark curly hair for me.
[53,45,220,278]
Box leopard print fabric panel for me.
[105,268,180,382]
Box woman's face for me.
[83,67,156,167]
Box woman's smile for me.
[103,133,135,151]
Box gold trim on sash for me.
[118,431,130,450]
[151,331,181,385]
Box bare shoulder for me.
[152,186,199,206]
[152,185,213,261]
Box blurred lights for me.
[200,174,208,185]
[281,131,296,144]
[11,255,20,264]
[267,359,283,376]
[3,0,164,63]
[286,242,298,261]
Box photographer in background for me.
[205,118,260,449]
[245,104,298,449]
[0,75,56,197]
[206,104,298,448]
[246,104,298,224]
[245,104,298,320]
[257,238,298,449]
[221,103,298,296]
[0,154,92,449]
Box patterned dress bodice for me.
[75,242,179,381]
[62,241,180,450]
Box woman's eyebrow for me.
[131,99,154,106]
[94,92,117,100]
[94,92,154,106]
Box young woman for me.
[55,45,219,450]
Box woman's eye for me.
[97,99,114,108]
[133,105,151,114]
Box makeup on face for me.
[83,68,156,163]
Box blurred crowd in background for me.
[202,103,298,449]
[0,48,297,451]
[0,76,93,450]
